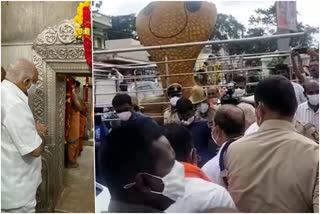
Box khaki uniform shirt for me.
[163,107,180,125]
[226,120,319,213]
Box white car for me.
[128,81,163,100]
[95,182,111,213]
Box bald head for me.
[237,102,256,129]
[7,59,38,82]
[6,59,38,95]
[214,104,245,138]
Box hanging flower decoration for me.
[74,1,92,68]
[65,76,73,141]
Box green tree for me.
[248,2,318,48]
[211,13,246,54]
[107,14,136,40]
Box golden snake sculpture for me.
[136,1,217,95]
[136,1,217,123]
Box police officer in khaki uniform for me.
[189,86,215,126]
[163,83,182,124]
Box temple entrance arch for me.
[31,19,91,212]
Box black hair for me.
[254,75,297,117]
[214,104,245,137]
[119,81,128,92]
[112,93,132,107]
[99,122,162,195]
[163,124,193,162]
[176,98,193,114]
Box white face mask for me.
[181,116,195,126]
[211,130,220,146]
[27,84,37,96]
[233,88,246,98]
[308,94,319,106]
[170,96,180,107]
[117,111,132,121]
[124,161,185,201]
[197,102,209,114]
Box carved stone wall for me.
[32,19,91,212]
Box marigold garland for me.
[74,1,92,68]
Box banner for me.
[276,1,297,31]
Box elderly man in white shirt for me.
[202,104,246,187]
[295,80,319,132]
[1,59,47,213]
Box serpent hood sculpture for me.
[136,1,217,96]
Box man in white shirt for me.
[237,102,256,131]
[245,122,259,135]
[274,63,306,104]
[1,59,47,212]
[295,80,319,132]
[165,177,236,213]
[202,104,245,187]
[163,124,236,212]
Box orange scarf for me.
[182,162,212,182]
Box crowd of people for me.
[96,49,319,213]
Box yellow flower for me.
[77,3,84,16]
[74,22,81,29]
[74,15,83,25]
[76,28,83,36]
[84,1,90,7]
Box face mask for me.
[124,161,185,201]
[233,88,246,98]
[181,116,195,126]
[170,96,180,107]
[27,84,37,96]
[117,111,132,121]
[308,94,319,106]
[198,102,209,114]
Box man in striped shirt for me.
[295,80,319,132]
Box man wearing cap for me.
[163,83,182,125]
[207,86,220,109]
[189,85,215,126]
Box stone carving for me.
[33,19,77,46]
[33,46,85,60]
[32,19,91,212]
